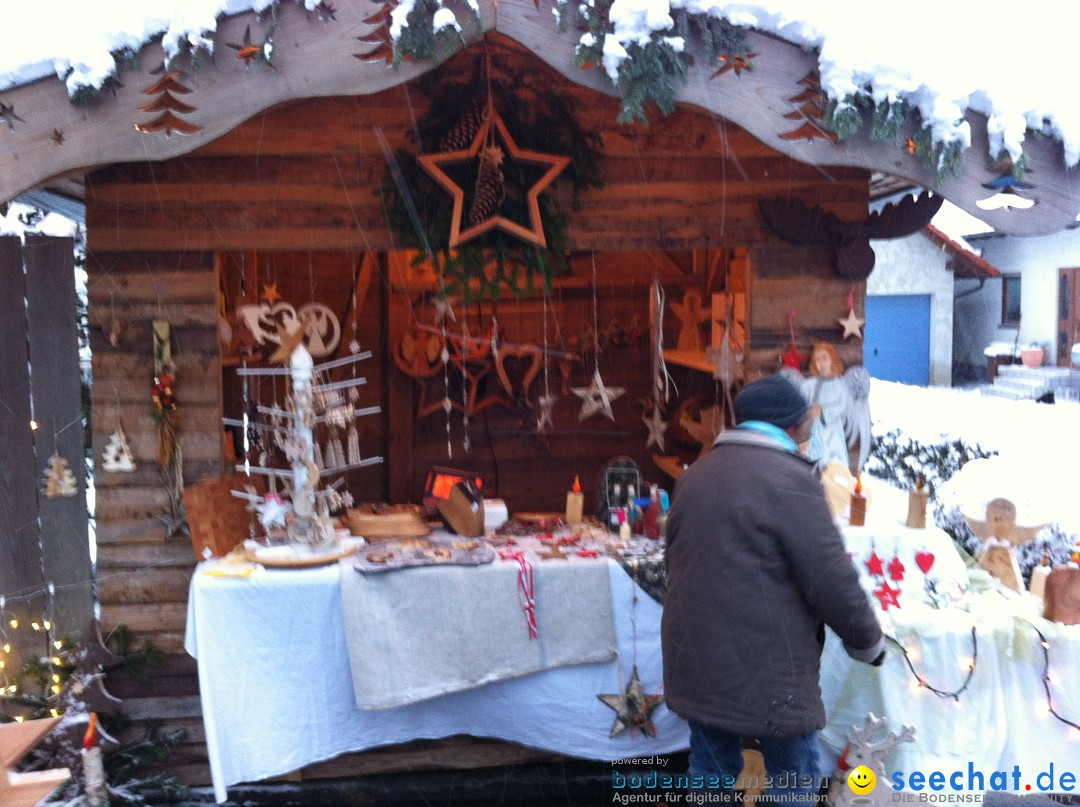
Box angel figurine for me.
[784,342,871,473]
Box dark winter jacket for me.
[661,428,884,737]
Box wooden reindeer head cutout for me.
[759,191,944,280]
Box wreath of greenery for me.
[379,52,605,303]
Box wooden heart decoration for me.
[495,343,543,406]
[914,550,935,574]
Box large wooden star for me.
[597,666,664,738]
[418,105,570,249]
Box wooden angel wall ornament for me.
[759,191,944,280]
[782,342,871,473]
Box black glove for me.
[870,649,886,667]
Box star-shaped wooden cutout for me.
[536,392,556,434]
[710,51,758,78]
[572,370,625,422]
[597,666,664,738]
[779,344,806,370]
[262,282,283,305]
[418,105,570,249]
[838,307,865,340]
[873,581,901,610]
[225,25,263,66]
[865,550,884,577]
[267,321,306,364]
[0,102,25,131]
[643,406,668,452]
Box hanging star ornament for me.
[643,406,668,452]
[597,666,664,738]
[873,581,902,610]
[536,392,556,434]
[418,105,570,248]
[779,343,806,370]
[572,369,625,422]
[865,550,884,577]
[838,307,865,340]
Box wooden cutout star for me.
[0,102,25,130]
[865,550,884,577]
[597,666,664,738]
[572,370,625,422]
[262,282,283,305]
[418,105,570,249]
[838,307,865,340]
[779,344,806,370]
[643,406,667,452]
[226,25,262,66]
[268,321,306,364]
[710,51,758,78]
[873,581,901,610]
[432,295,458,327]
[536,392,556,434]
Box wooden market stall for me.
[2,0,1079,795]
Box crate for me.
[184,477,258,560]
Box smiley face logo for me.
[847,765,877,795]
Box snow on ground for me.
[870,378,1080,538]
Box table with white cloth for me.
[184,541,688,803]
[185,507,1080,803]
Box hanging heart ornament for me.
[915,550,935,574]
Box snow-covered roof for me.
[0,0,1077,235]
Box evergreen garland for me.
[379,56,604,303]
[392,0,481,65]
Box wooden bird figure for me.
[759,191,944,280]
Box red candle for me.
[849,474,866,527]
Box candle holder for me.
[849,475,866,527]
[906,476,928,529]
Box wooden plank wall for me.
[87,250,222,654]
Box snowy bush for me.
[865,428,996,495]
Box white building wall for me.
[868,235,954,386]
[967,228,1080,365]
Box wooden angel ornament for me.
[781,341,871,473]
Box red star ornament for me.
[418,105,570,249]
[873,581,902,610]
[780,343,805,369]
[865,550,884,577]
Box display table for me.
[185,548,687,803]
[185,504,1080,803]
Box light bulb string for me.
[885,627,976,701]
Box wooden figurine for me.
[963,497,1046,547]
[1043,564,1080,625]
[906,476,928,529]
[977,542,1025,592]
[670,291,711,353]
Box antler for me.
[862,191,944,239]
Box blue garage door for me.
[864,294,930,385]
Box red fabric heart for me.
[915,550,935,574]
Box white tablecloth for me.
[185,512,1080,802]
[185,556,687,803]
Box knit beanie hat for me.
[733,374,809,429]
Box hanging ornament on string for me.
[573,253,624,421]
[643,278,670,452]
[536,288,557,435]
[779,309,806,370]
[597,565,663,737]
[838,287,866,340]
[43,453,78,499]
[101,390,136,473]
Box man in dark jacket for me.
[661,373,885,804]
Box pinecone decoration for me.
[468,145,505,226]
[439,98,487,151]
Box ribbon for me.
[847,287,855,311]
[576,548,599,558]
[787,309,798,347]
[499,549,538,639]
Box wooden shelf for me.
[663,350,716,375]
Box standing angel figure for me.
[786,342,871,472]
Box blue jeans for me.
[688,720,825,805]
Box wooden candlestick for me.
[565,475,584,525]
[849,475,866,526]
[906,478,928,529]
